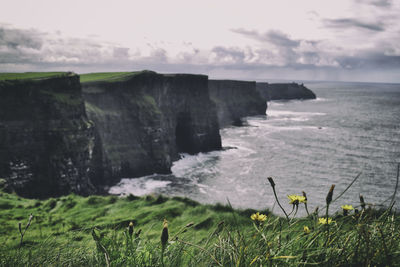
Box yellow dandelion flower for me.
[341,204,354,215]
[318,217,334,225]
[250,212,267,222]
[303,226,311,234]
[287,195,307,205]
[341,205,354,210]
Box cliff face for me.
[256,82,316,101]
[82,71,221,186]
[0,74,96,198]
[208,80,267,127]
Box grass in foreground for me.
[0,180,399,266]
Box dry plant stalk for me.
[18,213,33,248]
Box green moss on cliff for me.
[130,94,161,115]
[40,90,82,105]
[84,102,118,116]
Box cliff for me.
[81,71,221,187]
[208,80,267,127]
[256,82,316,101]
[0,73,96,198]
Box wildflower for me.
[287,195,307,205]
[250,212,267,223]
[341,205,354,216]
[128,221,134,237]
[303,226,311,234]
[318,217,334,225]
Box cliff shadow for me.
[175,112,197,154]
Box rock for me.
[0,73,96,198]
[82,71,222,187]
[208,80,267,127]
[256,82,316,101]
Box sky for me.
[1,0,399,83]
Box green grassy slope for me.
[0,190,399,266]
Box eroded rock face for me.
[82,71,222,187]
[0,74,96,198]
[256,82,316,101]
[208,80,267,127]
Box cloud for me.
[0,25,174,71]
[355,0,391,7]
[323,18,385,32]
[0,27,44,64]
[231,28,300,47]
[211,46,248,64]
[113,47,129,59]
[1,24,400,83]
[336,52,400,70]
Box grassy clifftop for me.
[79,72,137,83]
[0,189,399,266]
[0,72,71,81]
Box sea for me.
[109,81,400,216]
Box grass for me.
[0,179,399,266]
[0,72,70,81]
[79,72,138,83]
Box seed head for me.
[267,177,275,188]
[359,194,366,210]
[161,219,169,248]
[326,184,335,205]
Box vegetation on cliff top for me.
[0,72,71,81]
[1,177,399,266]
[80,72,140,83]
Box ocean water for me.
[109,81,400,215]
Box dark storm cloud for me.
[323,18,385,32]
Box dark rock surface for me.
[82,71,222,187]
[208,80,267,127]
[0,74,96,198]
[1,71,278,198]
[256,82,316,101]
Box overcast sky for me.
[1,0,399,82]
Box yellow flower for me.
[287,195,307,205]
[303,226,311,234]
[318,217,334,225]
[341,205,354,210]
[250,212,267,222]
